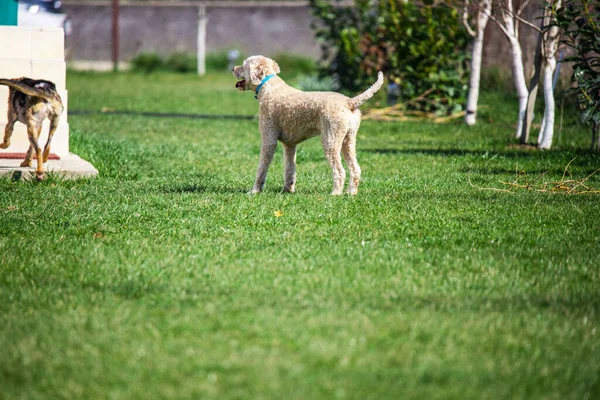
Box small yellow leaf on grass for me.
[274,210,283,217]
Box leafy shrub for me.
[556,0,600,150]
[309,0,470,115]
[205,51,232,71]
[130,51,244,73]
[165,52,197,73]
[272,53,317,76]
[296,74,334,91]
[129,52,165,73]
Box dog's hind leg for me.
[43,115,60,162]
[0,111,16,149]
[26,122,44,180]
[283,143,297,193]
[322,125,346,195]
[342,131,361,195]
[342,113,362,195]
[20,145,34,167]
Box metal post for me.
[112,0,120,72]
[197,2,207,76]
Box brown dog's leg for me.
[0,112,16,149]
[20,145,34,167]
[43,115,60,162]
[27,122,44,180]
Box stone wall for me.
[63,2,320,62]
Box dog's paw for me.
[20,160,32,167]
[35,172,45,181]
[247,188,262,195]
[0,141,10,149]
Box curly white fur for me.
[233,55,383,195]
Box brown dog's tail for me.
[348,71,384,110]
[0,78,57,100]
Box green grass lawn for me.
[1,71,599,399]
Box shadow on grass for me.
[162,183,248,195]
[363,148,542,158]
[364,147,600,159]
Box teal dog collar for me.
[255,74,276,99]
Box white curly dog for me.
[233,55,383,195]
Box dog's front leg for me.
[283,143,297,193]
[0,113,16,149]
[250,137,278,194]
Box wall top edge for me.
[62,1,354,8]
[0,26,64,33]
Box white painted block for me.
[0,87,8,117]
[0,27,31,60]
[31,29,64,61]
[31,60,66,90]
[0,59,33,80]
[0,121,69,156]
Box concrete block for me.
[0,59,33,80]
[31,60,66,89]
[0,87,8,116]
[31,29,64,61]
[0,153,98,181]
[0,121,69,156]
[0,27,31,60]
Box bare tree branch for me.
[495,0,544,34]
[463,0,477,37]
[487,12,513,39]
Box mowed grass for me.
[1,70,599,399]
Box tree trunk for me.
[538,58,556,149]
[591,121,600,152]
[537,0,562,150]
[511,42,529,139]
[520,34,542,144]
[492,0,529,139]
[465,0,491,126]
[197,3,207,76]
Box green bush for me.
[130,51,240,73]
[556,0,600,150]
[206,51,236,71]
[129,51,316,77]
[272,53,317,76]
[309,0,470,115]
[129,52,165,73]
[165,52,197,73]
[296,74,333,91]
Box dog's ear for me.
[249,59,266,86]
[271,60,280,74]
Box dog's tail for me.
[348,71,384,110]
[0,78,57,100]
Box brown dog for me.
[0,77,64,180]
